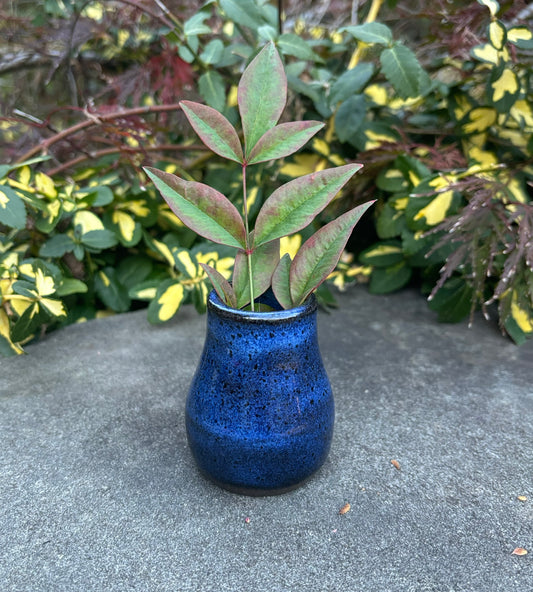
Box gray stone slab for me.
[0,287,531,592]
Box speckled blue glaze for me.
[186,289,334,496]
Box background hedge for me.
[1,0,532,354]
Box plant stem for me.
[242,163,255,311]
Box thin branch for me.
[16,103,182,164]
[46,143,206,176]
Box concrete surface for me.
[0,287,531,591]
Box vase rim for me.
[207,289,317,323]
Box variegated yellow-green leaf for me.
[0,309,24,355]
[507,27,533,49]
[489,68,519,112]
[476,0,499,16]
[34,269,55,297]
[511,290,533,333]
[488,20,506,50]
[73,210,105,233]
[35,172,57,198]
[148,280,185,323]
[462,107,497,134]
[413,190,455,226]
[471,43,507,65]
[112,210,141,246]
[39,297,66,317]
[359,242,404,267]
[174,249,198,278]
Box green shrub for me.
[0,0,532,354]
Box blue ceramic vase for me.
[185,289,334,496]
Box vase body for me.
[186,290,334,495]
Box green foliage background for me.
[1,0,532,354]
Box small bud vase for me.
[185,289,334,496]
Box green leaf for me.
[277,33,323,61]
[39,234,75,257]
[0,185,27,229]
[56,278,88,297]
[81,229,118,250]
[254,163,363,248]
[359,241,404,267]
[199,262,237,308]
[258,25,278,42]
[290,201,375,305]
[184,11,212,36]
[233,239,280,308]
[95,267,130,312]
[180,100,243,164]
[200,39,225,65]
[219,0,267,30]
[334,95,367,143]
[329,63,374,105]
[198,70,226,112]
[380,43,424,99]
[369,261,412,294]
[427,278,473,323]
[342,22,393,45]
[0,165,11,179]
[247,121,324,165]
[271,253,293,309]
[238,42,286,157]
[90,185,114,207]
[144,167,247,249]
[376,201,407,239]
[116,255,152,290]
[147,279,185,324]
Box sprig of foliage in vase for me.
[145,43,374,310]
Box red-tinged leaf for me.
[254,163,363,248]
[247,121,324,165]
[180,100,243,163]
[272,253,293,309]
[238,42,286,157]
[199,263,237,308]
[290,201,375,305]
[233,238,280,308]
[144,167,246,249]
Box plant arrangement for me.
[144,42,374,311]
[1,0,531,354]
